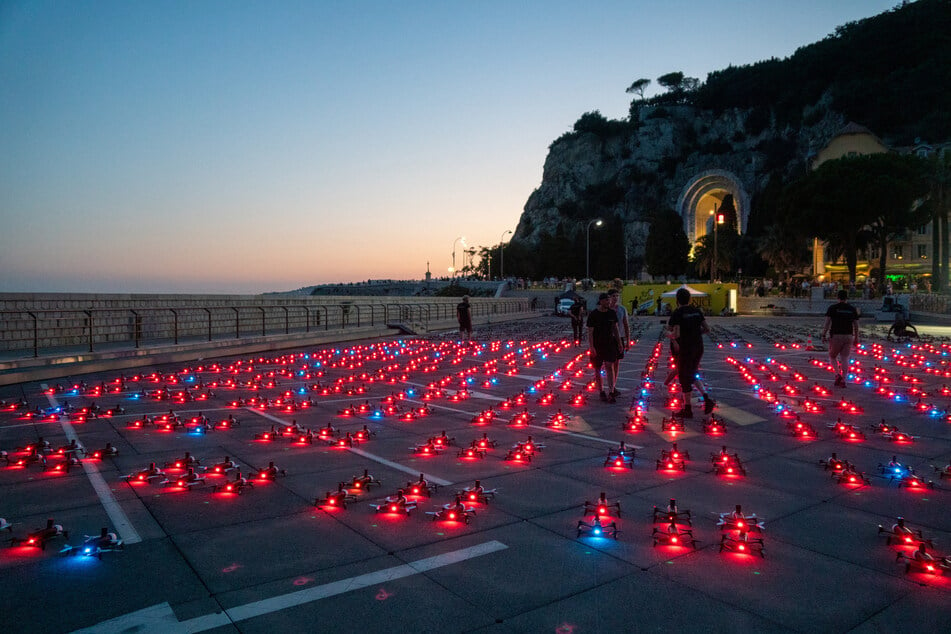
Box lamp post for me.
[450,236,466,279]
[499,229,513,280]
[586,219,603,281]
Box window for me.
[918,244,928,259]
[892,245,904,260]
[917,224,929,235]
[869,246,881,260]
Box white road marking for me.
[75,540,509,633]
[242,408,453,485]
[527,424,643,449]
[715,403,767,426]
[42,386,142,545]
[346,447,453,486]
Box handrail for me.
[0,298,532,358]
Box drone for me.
[457,445,487,459]
[213,414,240,430]
[787,419,818,439]
[370,490,418,515]
[346,469,382,491]
[10,519,68,550]
[604,442,636,469]
[164,452,202,471]
[161,467,206,490]
[716,505,764,533]
[869,421,916,443]
[932,461,951,480]
[426,496,476,524]
[819,453,855,474]
[656,444,689,471]
[703,417,727,435]
[405,474,438,497]
[577,516,619,539]
[833,466,870,486]
[652,499,691,526]
[828,420,865,441]
[661,417,686,434]
[719,530,765,557]
[584,492,621,517]
[207,456,239,476]
[88,443,120,460]
[711,448,746,476]
[411,440,441,456]
[213,471,253,494]
[878,517,933,549]
[315,483,356,509]
[652,520,698,548]
[60,528,123,559]
[124,463,166,484]
[469,433,497,450]
[257,461,287,480]
[896,543,950,576]
[458,480,496,505]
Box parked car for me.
[556,298,575,315]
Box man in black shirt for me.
[668,287,714,418]
[586,293,622,403]
[821,290,859,387]
[569,298,586,345]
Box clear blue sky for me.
[0,0,900,293]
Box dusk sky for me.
[1,0,900,294]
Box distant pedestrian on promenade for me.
[457,295,473,341]
[668,287,714,418]
[821,290,859,387]
[586,293,622,403]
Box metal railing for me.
[1,298,532,359]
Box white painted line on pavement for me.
[74,540,509,632]
[527,424,643,449]
[244,407,292,425]
[715,403,767,426]
[346,447,453,486]
[217,540,508,627]
[42,386,142,545]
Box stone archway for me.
[676,169,750,245]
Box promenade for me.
[1,315,950,633]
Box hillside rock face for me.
[514,101,847,258]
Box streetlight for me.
[586,219,603,281]
[450,236,467,279]
[710,204,724,283]
[499,229,513,279]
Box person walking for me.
[608,289,630,399]
[569,297,586,345]
[456,295,473,341]
[668,287,715,418]
[821,289,859,387]
[586,293,622,403]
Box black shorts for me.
[677,348,703,392]
[591,344,620,367]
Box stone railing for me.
[0,293,532,358]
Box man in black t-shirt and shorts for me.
[822,290,859,387]
[668,287,714,418]
[587,293,622,403]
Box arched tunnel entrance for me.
[676,170,750,245]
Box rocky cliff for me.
[513,97,849,259]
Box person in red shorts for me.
[821,290,859,387]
